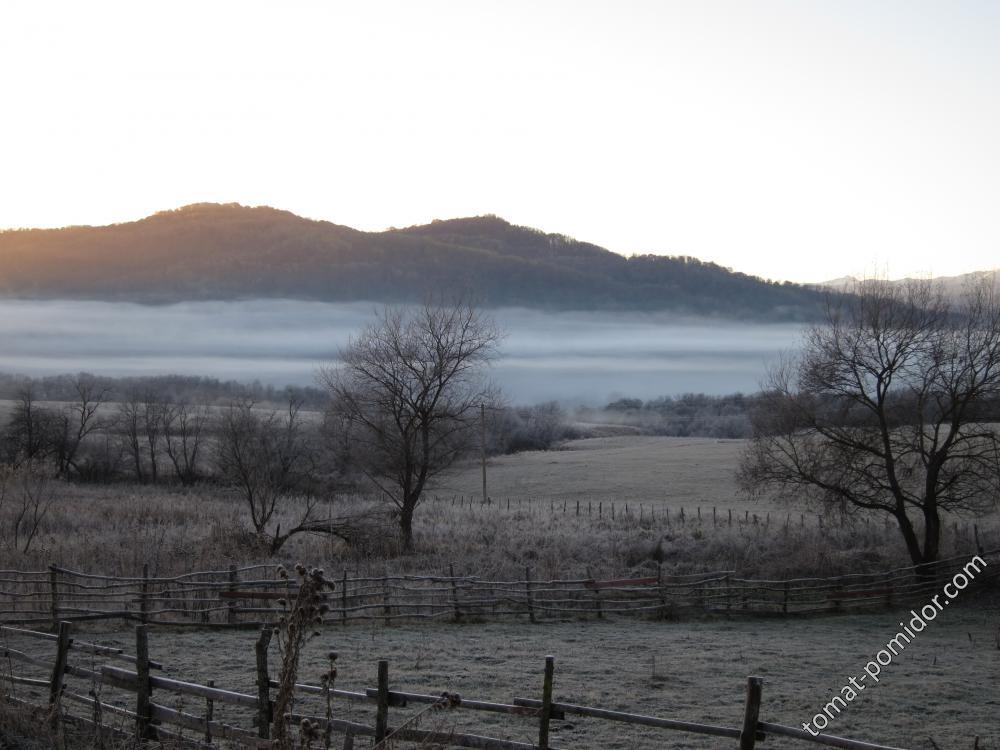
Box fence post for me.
[382,575,391,627]
[48,566,59,632]
[449,563,462,623]
[227,565,238,625]
[374,659,390,743]
[341,570,348,625]
[739,676,763,750]
[47,620,72,726]
[657,562,667,619]
[586,567,603,619]
[135,624,155,741]
[525,566,536,624]
[204,679,215,744]
[538,655,555,749]
[140,562,150,624]
[255,625,272,739]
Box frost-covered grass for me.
[5,604,997,750]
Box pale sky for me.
[2,1,998,283]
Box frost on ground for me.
[6,605,996,750]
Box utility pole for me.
[481,403,488,504]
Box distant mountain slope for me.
[0,203,829,319]
[819,270,999,298]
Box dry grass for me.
[0,435,995,581]
[438,435,755,511]
[1,474,996,583]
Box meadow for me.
[2,429,997,750]
[2,435,995,582]
[3,605,997,749]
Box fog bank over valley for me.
[0,299,801,403]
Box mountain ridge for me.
[0,202,828,320]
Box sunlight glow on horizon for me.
[1,0,998,284]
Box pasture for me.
[438,435,758,511]
[3,606,997,749]
[2,431,997,750]
[3,434,997,582]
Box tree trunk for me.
[920,504,941,571]
[399,500,415,551]
[894,510,925,567]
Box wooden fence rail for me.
[0,550,994,629]
[0,621,913,750]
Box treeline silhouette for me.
[0,203,828,320]
[590,393,758,438]
[0,372,327,408]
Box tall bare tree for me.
[117,390,165,483]
[322,302,502,549]
[214,397,315,550]
[739,278,1000,567]
[2,383,53,467]
[52,375,110,478]
[163,401,208,485]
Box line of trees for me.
[7,284,995,567]
[0,302,512,553]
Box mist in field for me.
[0,299,801,403]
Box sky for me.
[1,1,998,283]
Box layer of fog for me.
[0,299,803,404]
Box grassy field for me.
[2,433,998,750]
[4,603,997,750]
[2,434,997,581]
[436,435,760,512]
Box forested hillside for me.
[0,203,828,319]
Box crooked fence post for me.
[48,620,72,727]
[586,567,603,619]
[48,566,59,632]
[227,565,238,624]
[255,625,272,739]
[382,575,391,627]
[449,563,462,623]
[135,624,156,741]
[739,676,763,750]
[341,570,348,625]
[204,679,215,744]
[525,566,536,624]
[374,659,390,743]
[657,562,667,619]
[140,562,150,624]
[538,655,555,749]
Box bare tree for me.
[117,390,147,483]
[0,462,57,554]
[214,397,316,551]
[52,375,111,478]
[2,383,54,467]
[739,278,1000,567]
[117,390,164,483]
[321,302,502,549]
[163,401,208,485]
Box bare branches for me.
[741,277,1000,565]
[213,398,318,552]
[0,463,57,554]
[162,401,208,485]
[321,302,502,549]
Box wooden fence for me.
[0,621,915,750]
[0,550,996,629]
